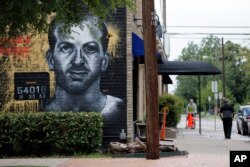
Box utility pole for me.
[142,0,159,159]
[162,0,166,49]
[198,75,201,134]
[222,38,226,98]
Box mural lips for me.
[69,70,89,80]
[68,65,89,80]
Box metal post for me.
[214,93,217,131]
[142,0,159,159]
[208,96,211,115]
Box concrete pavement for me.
[1,114,250,167]
[0,158,69,167]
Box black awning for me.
[158,61,221,75]
[162,75,173,84]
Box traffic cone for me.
[187,113,193,128]
[160,110,167,140]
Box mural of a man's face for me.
[46,17,109,94]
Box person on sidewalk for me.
[186,99,197,128]
[186,99,197,114]
[219,99,235,139]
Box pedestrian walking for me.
[219,99,235,139]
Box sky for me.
[155,0,250,93]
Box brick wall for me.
[0,8,129,145]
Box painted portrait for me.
[43,14,123,115]
[0,8,127,142]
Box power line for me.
[167,32,250,36]
[166,26,250,29]
[169,36,250,40]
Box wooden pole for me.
[198,75,202,134]
[222,37,226,98]
[142,0,160,159]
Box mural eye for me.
[82,42,99,54]
[60,44,73,53]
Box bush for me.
[159,93,184,127]
[0,112,103,157]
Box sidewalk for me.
[1,115,250,167]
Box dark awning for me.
[158,61,221,75]
[162,75,173,84]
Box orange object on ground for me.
[160,110,166,140]
[186,113,195,129]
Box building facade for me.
[0,0,168,143]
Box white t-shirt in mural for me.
[101,95,123,114]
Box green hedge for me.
[0,112,103,157]
[159,93,184,127]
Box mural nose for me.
[72,50,85,66]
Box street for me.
[177,114,250,141]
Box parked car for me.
[248,121,250,137]
[236,105,250,135]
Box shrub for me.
[0,112,103,157]
[159,93,184,127]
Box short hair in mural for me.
[43,14,123,114]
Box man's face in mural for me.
[46,19,108,94]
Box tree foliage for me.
[176,35,250,109]
[0,0,135,37]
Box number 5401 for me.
[17,86,46,94]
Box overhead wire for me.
[166,25,250,29]
[165,25,250,38]
[168,36,250,40]
[167,32,250,36]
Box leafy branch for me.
[0,0,135,37]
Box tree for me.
[224,41,247,103]
[180,41,200,61]
[242,46,250,103]
[175,75,198,102]
[200,80,235,112]
[175,42,200,102]
[0,0,134,37]
[176,36,250,107]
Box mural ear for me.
[46,50,55,71]
[101,53,109,71]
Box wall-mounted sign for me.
[14,72,50,100]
